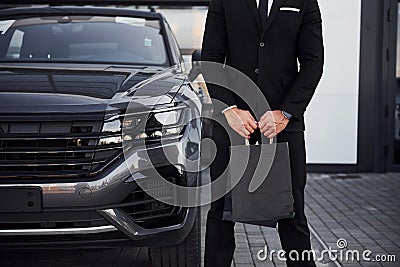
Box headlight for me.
[127,105,187,142]
[101,119,122,133]
[99,104,187,146]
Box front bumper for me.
[0,137,199,248]
[0,207,197,248]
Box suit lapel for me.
[261,0,285,39]
[244,0,262,33]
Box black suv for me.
[0,5,206,266]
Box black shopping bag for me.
[228,138,294,227]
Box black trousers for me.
[204,124,316,267]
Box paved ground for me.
[222,172,400,267]
[0,173,399,267]
[304,173,400,267]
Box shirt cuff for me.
[221,105,237,114]
[282,110,293,119]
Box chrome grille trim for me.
[0,225,118,236]
[0,119,122,179]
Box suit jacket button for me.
[255,68,259,74]
[259,42,265,47]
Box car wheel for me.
[148,208,200,267]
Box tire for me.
[149,208,200,267]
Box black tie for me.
[258,0,268,29]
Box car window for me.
[0,15,169,66]
[164,20,183,65]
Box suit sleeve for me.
[280,0,324,118]
[201,0,237,112]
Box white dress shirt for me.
[221,0,274,114]
[256,0,273,15]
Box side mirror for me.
[192,50,202,62]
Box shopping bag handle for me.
[245,137,273,146]
[244,135,276,193]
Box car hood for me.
[0,64,185,116]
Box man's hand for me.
[223,107,258,139]
[258,110,289,138]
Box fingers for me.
[224,108,262,139]
[240,112,257,134]
[259,113,276,138]
[259,118,275,134]
[227,115,250,138]
[262,124,276,138]
[258,118,268,131]
[244,111,258,130]
[233,110,256,138]
[258,110,290,139]
[244,122,255,134]
[235,121,251,138]
[234,124,250,138]
[264,128,277,139]
[259,124,274,135]
[264,123,289,139]
[259,111,273,129]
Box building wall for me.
[305,0,362,164]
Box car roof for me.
[0,6,164,20]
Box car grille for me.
[120,176,185,228]
[0,210,108,230]
[0,118,122,180]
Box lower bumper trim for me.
[99,208,190,240]
[0,225,117,236]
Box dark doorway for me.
[389,0,400,170]
[392,1,400,168]
[358,0,399,172]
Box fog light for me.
[98,136,123,145]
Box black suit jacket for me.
[201,0,324,132]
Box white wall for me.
[304,0,361,164]
[158,8,207,51]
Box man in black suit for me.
[201,0,324,266]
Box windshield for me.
[0,15,168,66]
